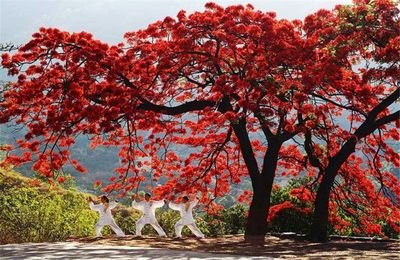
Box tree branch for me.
[137,99,215,115]
[367,87,399,120]
[374,111,399,129]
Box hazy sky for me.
[1,0,352,45]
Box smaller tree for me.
[298,0,400,241]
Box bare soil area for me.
[69,234,399,259]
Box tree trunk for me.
[310,171,335,242]
[244,181,270,242]
[244,139,280,242]
[310,139,357,242]
[229,109,283,243]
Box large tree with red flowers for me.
[1,0,398,241]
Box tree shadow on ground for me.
[0,241,264,260]
[70,234,399,259]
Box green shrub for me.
[0,169,97,244]
[267,178,313,234]
[108,207,205,237]
[198,205,247,236]
[156,208,180,236]
[382,221,400,239]
[268,208,312,234]
[200,213,226,236]
[220,204,247,234]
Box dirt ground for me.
[69,234,399,259]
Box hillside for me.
[0,167,99,244]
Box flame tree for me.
[301,0,399,241]
[1,1,398,240]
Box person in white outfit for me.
[131,193,167,237]
[168,196,205,238]
[88,195,125,238]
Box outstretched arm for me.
[190,198,199,209]
[131,195,145,211]
[131,200,144,211]
[168,201,181,211]
[153,200,165,208]
[109,201,118,209]
[131,194,143,210]
[88,197,101,211]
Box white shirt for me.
[168,199,198,224]
[89,201,117,225]
[132,200,165,221]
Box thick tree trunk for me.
[310,139,357,242]
[310,171,335,242]
[245,188,269,242]
[244,140,280,242]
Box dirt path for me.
[0,241,266,260]
[69,235,399,259]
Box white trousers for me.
[136,217,166,236]
[175,219,205,238]
[96,221,125,237]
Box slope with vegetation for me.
[0,167,98,244]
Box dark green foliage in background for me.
[268,178,313,234]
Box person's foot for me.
[133,235,142,239]
[160,234,168,238]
